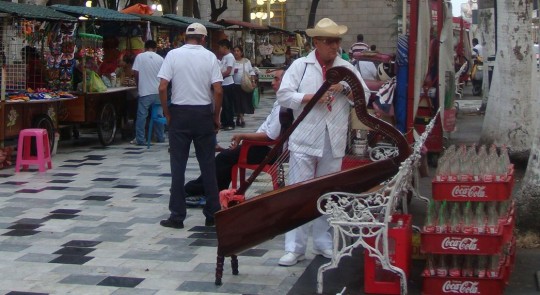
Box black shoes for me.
[205,218,215,227]
[160,219,184,229]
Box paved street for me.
[0,86,539,294]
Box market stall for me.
[50,4,141,146]
[128,13,188,57]
[255,26,301,85]
[0,1,79,152]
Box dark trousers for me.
[168,104,220,222]
[220,84,236,128]
[185,145,271,196]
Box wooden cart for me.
[59,86,137,146]
[0,97,76,151]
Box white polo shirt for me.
[132,51,164,97]
[158,44,223,105]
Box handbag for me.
[241,60,255,93]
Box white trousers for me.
[285,130,342,254]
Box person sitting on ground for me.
[185,68,286,206]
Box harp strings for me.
[241,69,373,199]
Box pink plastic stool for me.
[15,128,52,173]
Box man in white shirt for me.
[277,18,370,266]
[157,23,223,229]
[185,69,285,203]
[472,38,483,58]
[131,40,164,145]
[218,39,236,130]
[356,60,379,81]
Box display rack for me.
[421,146,516,295]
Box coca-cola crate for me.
[421,212,515,255]
[422,239,516,295]
[364,214,412,294]
[421,264,509,295]
[432,176,514,201]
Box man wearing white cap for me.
[157,23,223,229]
[277,18,370,266]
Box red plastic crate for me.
[364,214,412,294]
[431,176,514,201]
[421,211,515,255]
[422,239,516,295]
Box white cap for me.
[186,23,207,36]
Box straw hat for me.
[306,18,348,38]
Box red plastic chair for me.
[231,139,282,190]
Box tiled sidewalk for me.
[0,95,316,294]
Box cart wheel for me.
[97,102,117,146]
[32,114,55,153]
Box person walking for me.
[218,39,236,131]
[131,40,165,146]
[232,46,256,127]
[349,33,370,62]
[276,18,370,266]
[185,68,286,205]
[157,23,223,229]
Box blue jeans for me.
[135,94,164,145]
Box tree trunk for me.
[210,0,228,22]
[183,0,193,17]
[477,0,496,110]
[242,0,251,22]
[162,0,179,15]
[517,5,540,234]
[480,0,534,160]
[307,0,320,28]
[193,0,200,19]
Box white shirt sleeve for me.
[277,58,308,110]
[256,102,281,140]
[157,54,173,81]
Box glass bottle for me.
[473,202,486,234]
[461,201,473,234]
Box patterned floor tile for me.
[0,95,330,294]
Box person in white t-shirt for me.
[218,39,236,131]
[131,40,164,145]
[157,23,223,229]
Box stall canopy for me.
[265,25,296,35]
[51,4,140,22]
[163,14,223,30]
[130,14,188,28]
[215,19,267,30]
[0,2,76,22]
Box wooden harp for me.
[214,66,410,284]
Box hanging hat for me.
[186,23,207,36]
[306,18,348,38]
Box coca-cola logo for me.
[442,281,480,294]
[441,237,479,251]
[451,185,487,198]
